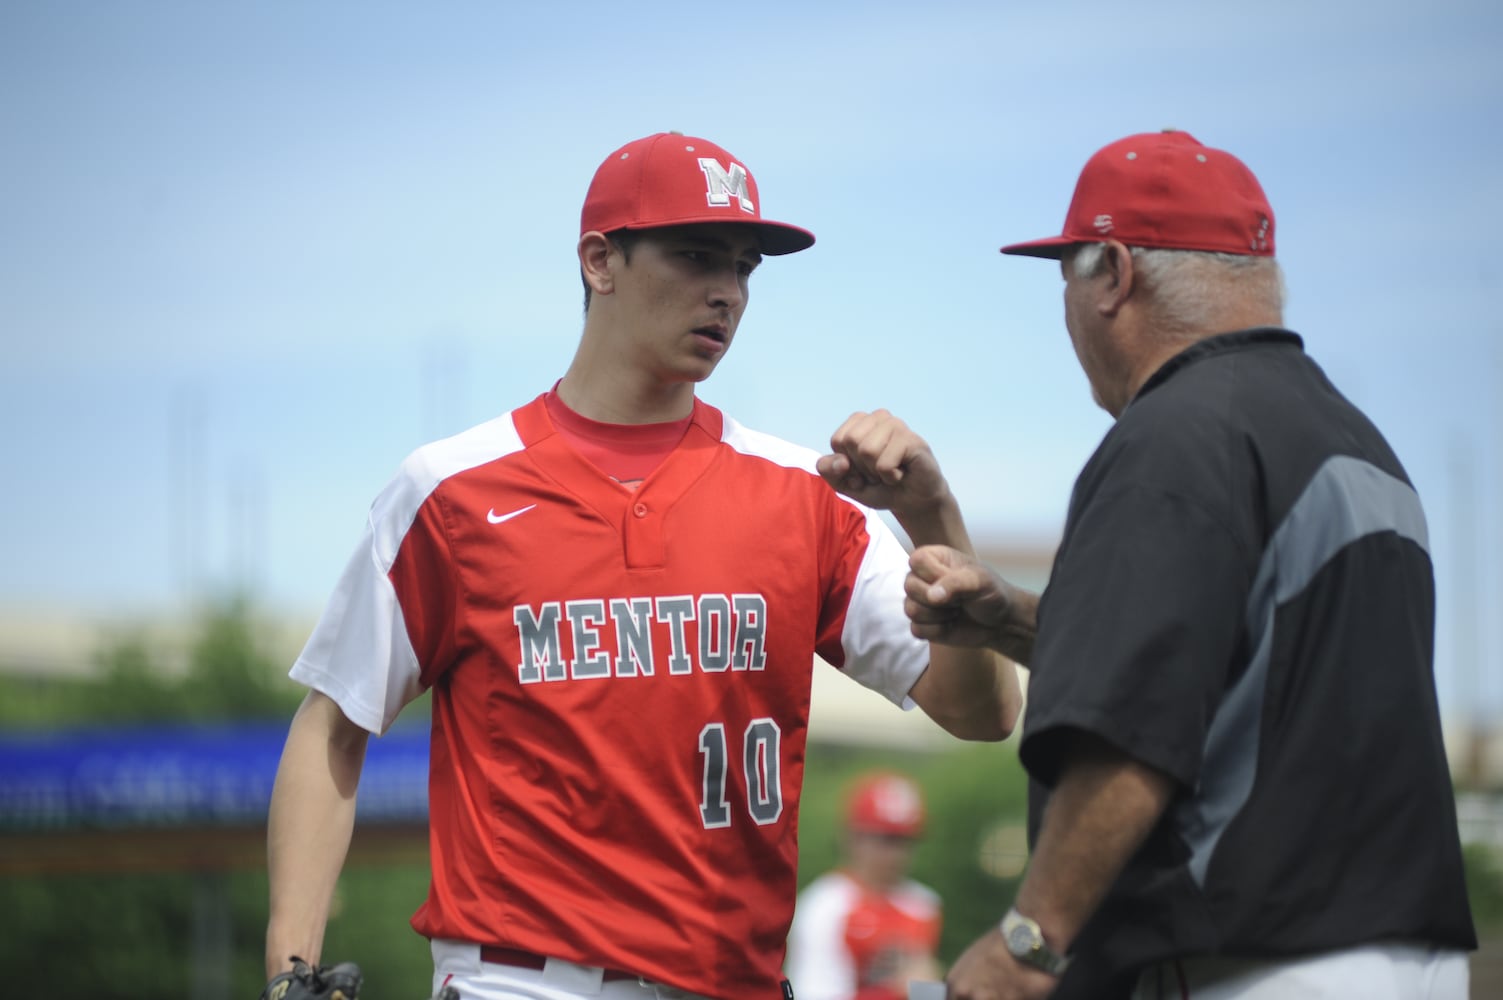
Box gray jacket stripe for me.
[1178,455,1429,885]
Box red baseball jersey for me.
[291,393,929,997]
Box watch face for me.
[1003,910,1067,975]
[1006,921,1038,955]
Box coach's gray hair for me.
[1071,243,1286,336]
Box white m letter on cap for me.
[698,158,755,214]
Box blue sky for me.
[3,1,1500,717]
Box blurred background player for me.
[786,771,944,999]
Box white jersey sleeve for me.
[289,515,424,735]
[290,413,525,734]
[837,507,928,709]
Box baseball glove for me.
[260,956,363,1000]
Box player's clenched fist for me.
[816,409,949,517]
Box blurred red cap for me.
[846,771,925,837]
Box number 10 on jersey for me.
[698,719,784,828]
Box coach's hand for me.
[946,930,1059,1000]
[906,545,1037,665]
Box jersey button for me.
[633,502,648,518]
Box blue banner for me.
[0,722,430,830]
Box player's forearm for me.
[265,692,369,977]
[1013,734,1174,954]
[890,487,972,554]
[912,645,1022,741]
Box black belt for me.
[478,945,640,983]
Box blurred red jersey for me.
[787,870,943,1000]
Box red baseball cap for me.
[845,771,925,838]
[580,132,815,255]
[1001,129,1274,259]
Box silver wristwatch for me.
[1000,906,1070,976]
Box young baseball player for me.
[262,132,1022,1000]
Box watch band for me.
[1000,906,1070,976]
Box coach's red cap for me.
[1001,129,1274,259]
[845,771,925,838]
[581,132,815,255]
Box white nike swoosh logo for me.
[487,504,537,524]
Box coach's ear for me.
[579,231,615,297]
[1096,239,1135,317]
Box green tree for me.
[177,596,301,719]
[0,596,303,728]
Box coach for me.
[904,130,1476,998]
